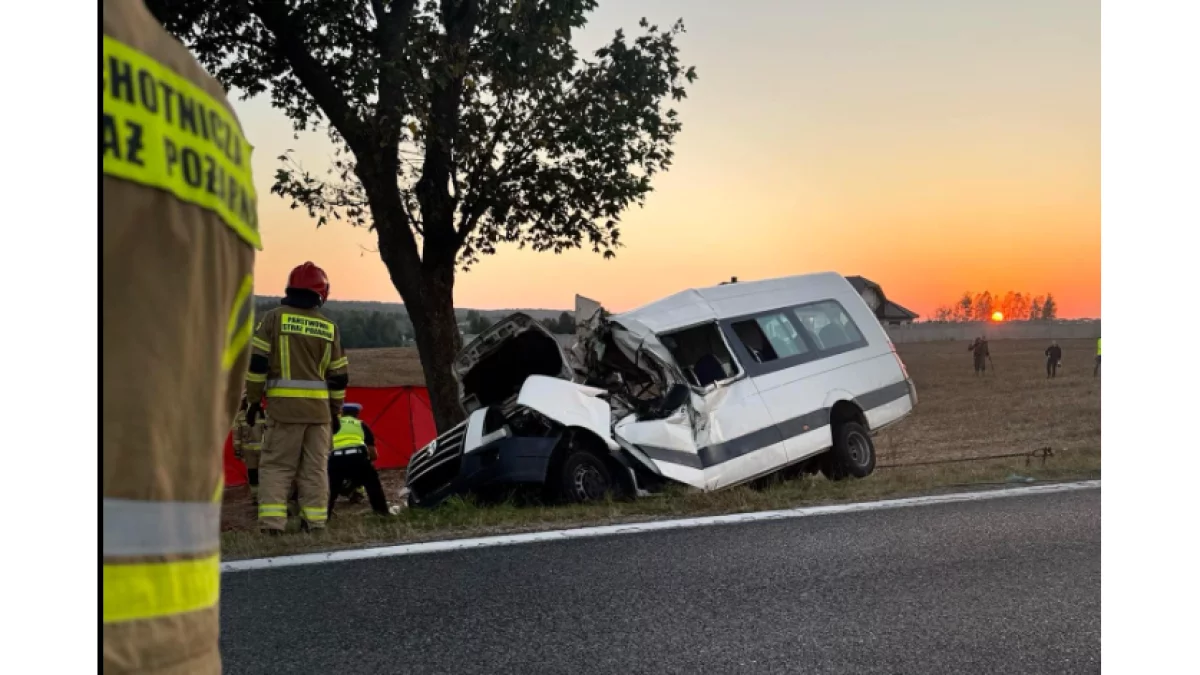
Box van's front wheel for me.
[821,422,876,480]
[557,448,618,503]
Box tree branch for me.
[454,116,520,246]
[249,0,371,152]
[373,0,418,141]
[417,0,481,257]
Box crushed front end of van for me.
[405,304,688,507]
[405,274,918,508]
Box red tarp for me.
[223,386,437,487]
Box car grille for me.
[406,420,468,496]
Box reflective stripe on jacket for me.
[103,1,256,671]
[244,305,348,423]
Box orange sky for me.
[233,0,1099,319]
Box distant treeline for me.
[465,310,575,336]
[932,291,1059,322]
[253,297,575,350]
[254,297,415,348]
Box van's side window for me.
[791,301,866,352]
[731,313,809,363]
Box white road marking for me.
[221,479,1100,573]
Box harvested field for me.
[339,338,1102,463]
[345,347,426,386]
[874,338,1100,464]
[220,337,1100,552]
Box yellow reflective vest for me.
[332,416,367,450]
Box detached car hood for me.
[454,313,575,414]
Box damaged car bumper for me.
[405,409,565,507]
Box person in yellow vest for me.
[232,395,268,503]
[328,403,390,517]
[103,0,259,671]
[1094,337,1101,377]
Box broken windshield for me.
[658,323,740,388]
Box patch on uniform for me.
[280,314,336,341]
[101,35,261,250]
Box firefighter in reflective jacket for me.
[328,403,390,517]
[244,262,349,533]
[103,0,259,671]
[233,395,268,502]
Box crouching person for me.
[328,403,390,517]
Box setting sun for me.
[991,311,1005,322]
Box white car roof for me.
[613,272,856,334]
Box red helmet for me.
[286,262,330,304]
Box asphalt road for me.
[219,487,1100,675]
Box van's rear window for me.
[791,300,865,351]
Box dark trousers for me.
[974,355,987,374]
[1094,355,1101,377]
[327,449,389,516]
[1046,358,1059,378]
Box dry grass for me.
[220,451,1099,561]
[219,337,1101,560]
[345,347,426,386]
[874,338,1101,463]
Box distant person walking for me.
[1045,341,1063,378]
[968,336,990,375]
[1094,337,1101,377]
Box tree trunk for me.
[359,135,468,434]
[405,272,465,433]
[368,197,466,434]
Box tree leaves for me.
[146,0,695,272]
[933,290,1061,322]
[148,0,696,430]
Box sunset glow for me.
[233,0,1099,319]
[992,311,1005,322]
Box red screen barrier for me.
[223,386,436,487]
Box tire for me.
[556,448,620,504]
[820,422,876,480]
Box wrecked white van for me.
[404,272,917,507]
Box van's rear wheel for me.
[557,448,618,503]
[821,422,876,480]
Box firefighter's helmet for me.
[286,262,330,304]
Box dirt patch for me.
[221,469,408,532]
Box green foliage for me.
[1040,293,1058,320]
[464,309,493,335]
[145,0,697,270]
[147,0,696,429]
[538,310,575,334]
